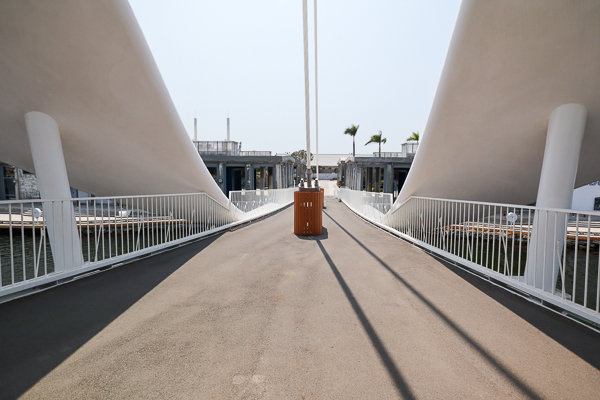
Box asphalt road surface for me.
[1,198,599,399]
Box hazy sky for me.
[128,0,461,155]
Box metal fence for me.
[335,187,393,222]
[240,151,271,157]
[371,143,418,158]
[0,188,295,301]
[194,141,240,155]
[335,188,600,326]
[402,142,418,155]
[229,187,297,216]
[372,152,404,158]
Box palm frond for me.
[344,124,359,136]
[406,131,420,142]
[365,133,386,146]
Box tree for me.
[365,131,387,157]
[290,149,313,163]
[344,124,359,157]
[407,131,420,144]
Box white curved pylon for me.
[0,0,228,205]
[399,0,600,206]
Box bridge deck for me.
[1,199,599,399]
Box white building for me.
[572,182,600,211]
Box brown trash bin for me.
[320,188,324,208]
[294,187,323,236]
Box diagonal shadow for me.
[323,210,544,400]
[316,239,416,400]
[0,233,223,400]
[437,251,600,369]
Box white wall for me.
[318,173,338,181]
[571,182,600,211]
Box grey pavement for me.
[1,198,600,399]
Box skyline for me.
[128,0,461,154]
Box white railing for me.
[229,187,297,217]
[336,188,600,326]
[0,188,295,301]
[372,152,404,158]
[369,143,418,159]
[402,141,418,155]
[194,140,240,156]
[239,151,272,157]
[335,187,393,223]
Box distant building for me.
[0,140,306,200]
[193,141,305,196]
[572,182,600,211]
[309,154,371,181]
[0,163,39,200]
[338,142,419,199]
[0,163,91,200]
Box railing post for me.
[25,112,83,272]
[525,104,587,292]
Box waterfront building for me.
[338,142,418,198]
[193,141,305,196]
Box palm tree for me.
[344,124,359,157]
[365,131,387,157]
[406,131,420,144]
[364,131,387,192]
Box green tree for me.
[365,131,387,157]
[290,150,313,163]
[344,124,359,157]
[407,131,420,144]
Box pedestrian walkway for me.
[1,198,599,399]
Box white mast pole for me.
[302,0,312,186]
[314,0,319,181]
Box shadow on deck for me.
[0,234,222,400]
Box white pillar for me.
[275,164,282,189]
[385,164,393,193]
[194,117,197,141]
[525,104,587,292]
[25,112,83,272]
[226,117,230,141]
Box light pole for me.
[314,0,319,182]
[302,0,312,187]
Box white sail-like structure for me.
[399,0,600,206]
[0,0,228,205]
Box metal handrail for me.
[336,187,600,326]
[405,195,600,217]
[0,188,296,301]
